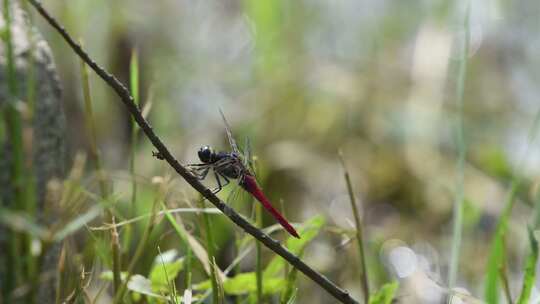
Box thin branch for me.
[25,1,358,303]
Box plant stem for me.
[499,235,513,304]
[54,244,66,304]
[338,151,369,302]
[448,1,470,288]
[111,217,122,295]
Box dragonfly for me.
[187,110,300,238]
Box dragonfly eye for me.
[198,146,213,163]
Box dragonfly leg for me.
[211,171,223,194]
[200,167,212,180]
[218,173,230,188]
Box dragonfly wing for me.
[243,136,257,177]
[219,108,241,155]
[225,178,254,218]
[243,137,251,166]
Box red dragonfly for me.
[187,110,300,238]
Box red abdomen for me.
[240,174,300,238]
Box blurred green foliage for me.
[3,0,540,303]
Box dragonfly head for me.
[198,145,213,163]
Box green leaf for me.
[149,258,184,292]
[193,280,211,291]
[160,202,220,278]
[194,272,285,296]
[368,281,399,304]
[264,215,325,279]
[224,272,285,295]
[516,227,539,304]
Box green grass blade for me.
[516,227,539,304]
[485,181,519,304]
[2,0,26,293]
[285,290,298,304]
[79,52,121,294]
[113,179,165,303]
[197,196,219,304]
[280,260,299,304]
[210,257,225,304]
[79,52,108,197]
[130,49,139,105]
[499,244,513,304]
[153,247,182,297]
[160,203,220,278]
[129,48,139,210]
[186,239,192,289]
[484,63,540,304]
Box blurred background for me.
[26,0,540,302]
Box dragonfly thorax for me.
[197,146,246,179]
